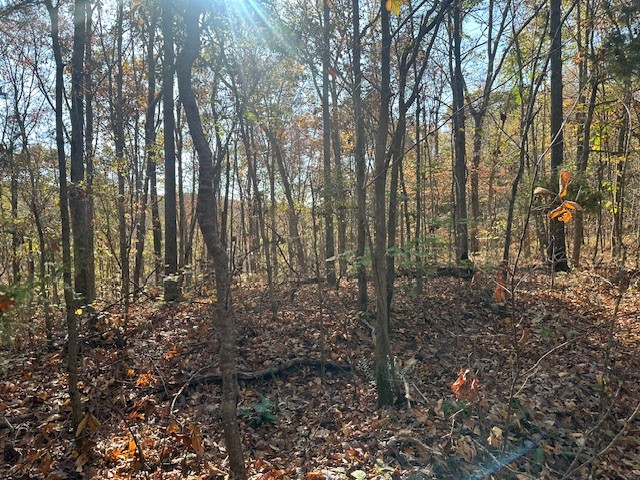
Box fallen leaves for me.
[1,275,639,479]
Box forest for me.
[0,0,639,478]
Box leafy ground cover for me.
[1,269,639,479]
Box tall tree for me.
[69,0,95,307]
[372,0,401,406]
[352,0,367,311]
[175,3,247,477]
[450,0,469,261]
[44,0,83,432]
[548,0,569,271]
[322,0,336,285]
[161,0,180,300]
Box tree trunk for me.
[330,77,347,278]
[175,4,246,477]
[115,0,130,330]
[373,0,401,407]
[45,0,82,433]
[548,0,569,271]
[134,6,159,295]
[451,2,469,261]
[322,0,336,285]
[162,0,180,300]
[265,127,306,276]
[352,0,367,311]
[70,0,95,308]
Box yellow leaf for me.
[75,308,83,316]
[386,0,408,15]
[559,170,570,197]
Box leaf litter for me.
[1,270,639,479]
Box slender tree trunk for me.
[573,70,598,266]
[45,0,82,432]
[451,2,469,261]
[265,127,306,276]
[115,0,130,330]
[612,98,629,259]
[352,0,367,311]
[10,164,19,284]
[162,0,180,300]
[322,0,336,285]
[330,78,347,278]
[175,4,246,477]
[548,0,569,271]
[134,7,159,295]
[70,0,95,307]
[85,0,95,305]
[373,0,401,407]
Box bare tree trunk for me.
[330,77,347,278]
[162,0,180,300]
[176,4,246,477]
[450,2,469,261]
[264,127,306,276]
[114,0,130,331]
[548,0,569,271]
[373,0,401,407]
[322,0,336,285]
[45,0,82,432]
[134,6,159,295]
[70,0,95,308]
[352,0,367,311]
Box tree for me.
[44,0,83,433]
[352,0,367,311]
[175,2,247,477]
[322,0,336,286]
[548,0,569,271]
[372,0,402,406]
[69,0,96,308]
[450,0,469,261]
[161,0,180,300]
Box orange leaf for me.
[559,170,570,198]
[493,284,508,305]
[306,473,326,480]
[559,211,573,222]
[164,345,180,361]
[562,200,583,211]
[451,369,467,395]
[190,424,204,457]
[0,298,15,313]
[135,372,155,387]
[548,205,567,220]
[452,369,480,402]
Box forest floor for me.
[1,266,639,479]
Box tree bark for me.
[548,0,569,271]
[69,0,95,307]
[175,4,247,477]
[322,0,336,285]
[352,0,367,311]
[451,2,469,261]
[373,0,401,407]
[162,0,180,301]
[45,0,82,433]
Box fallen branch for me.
[161,357,352,393]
